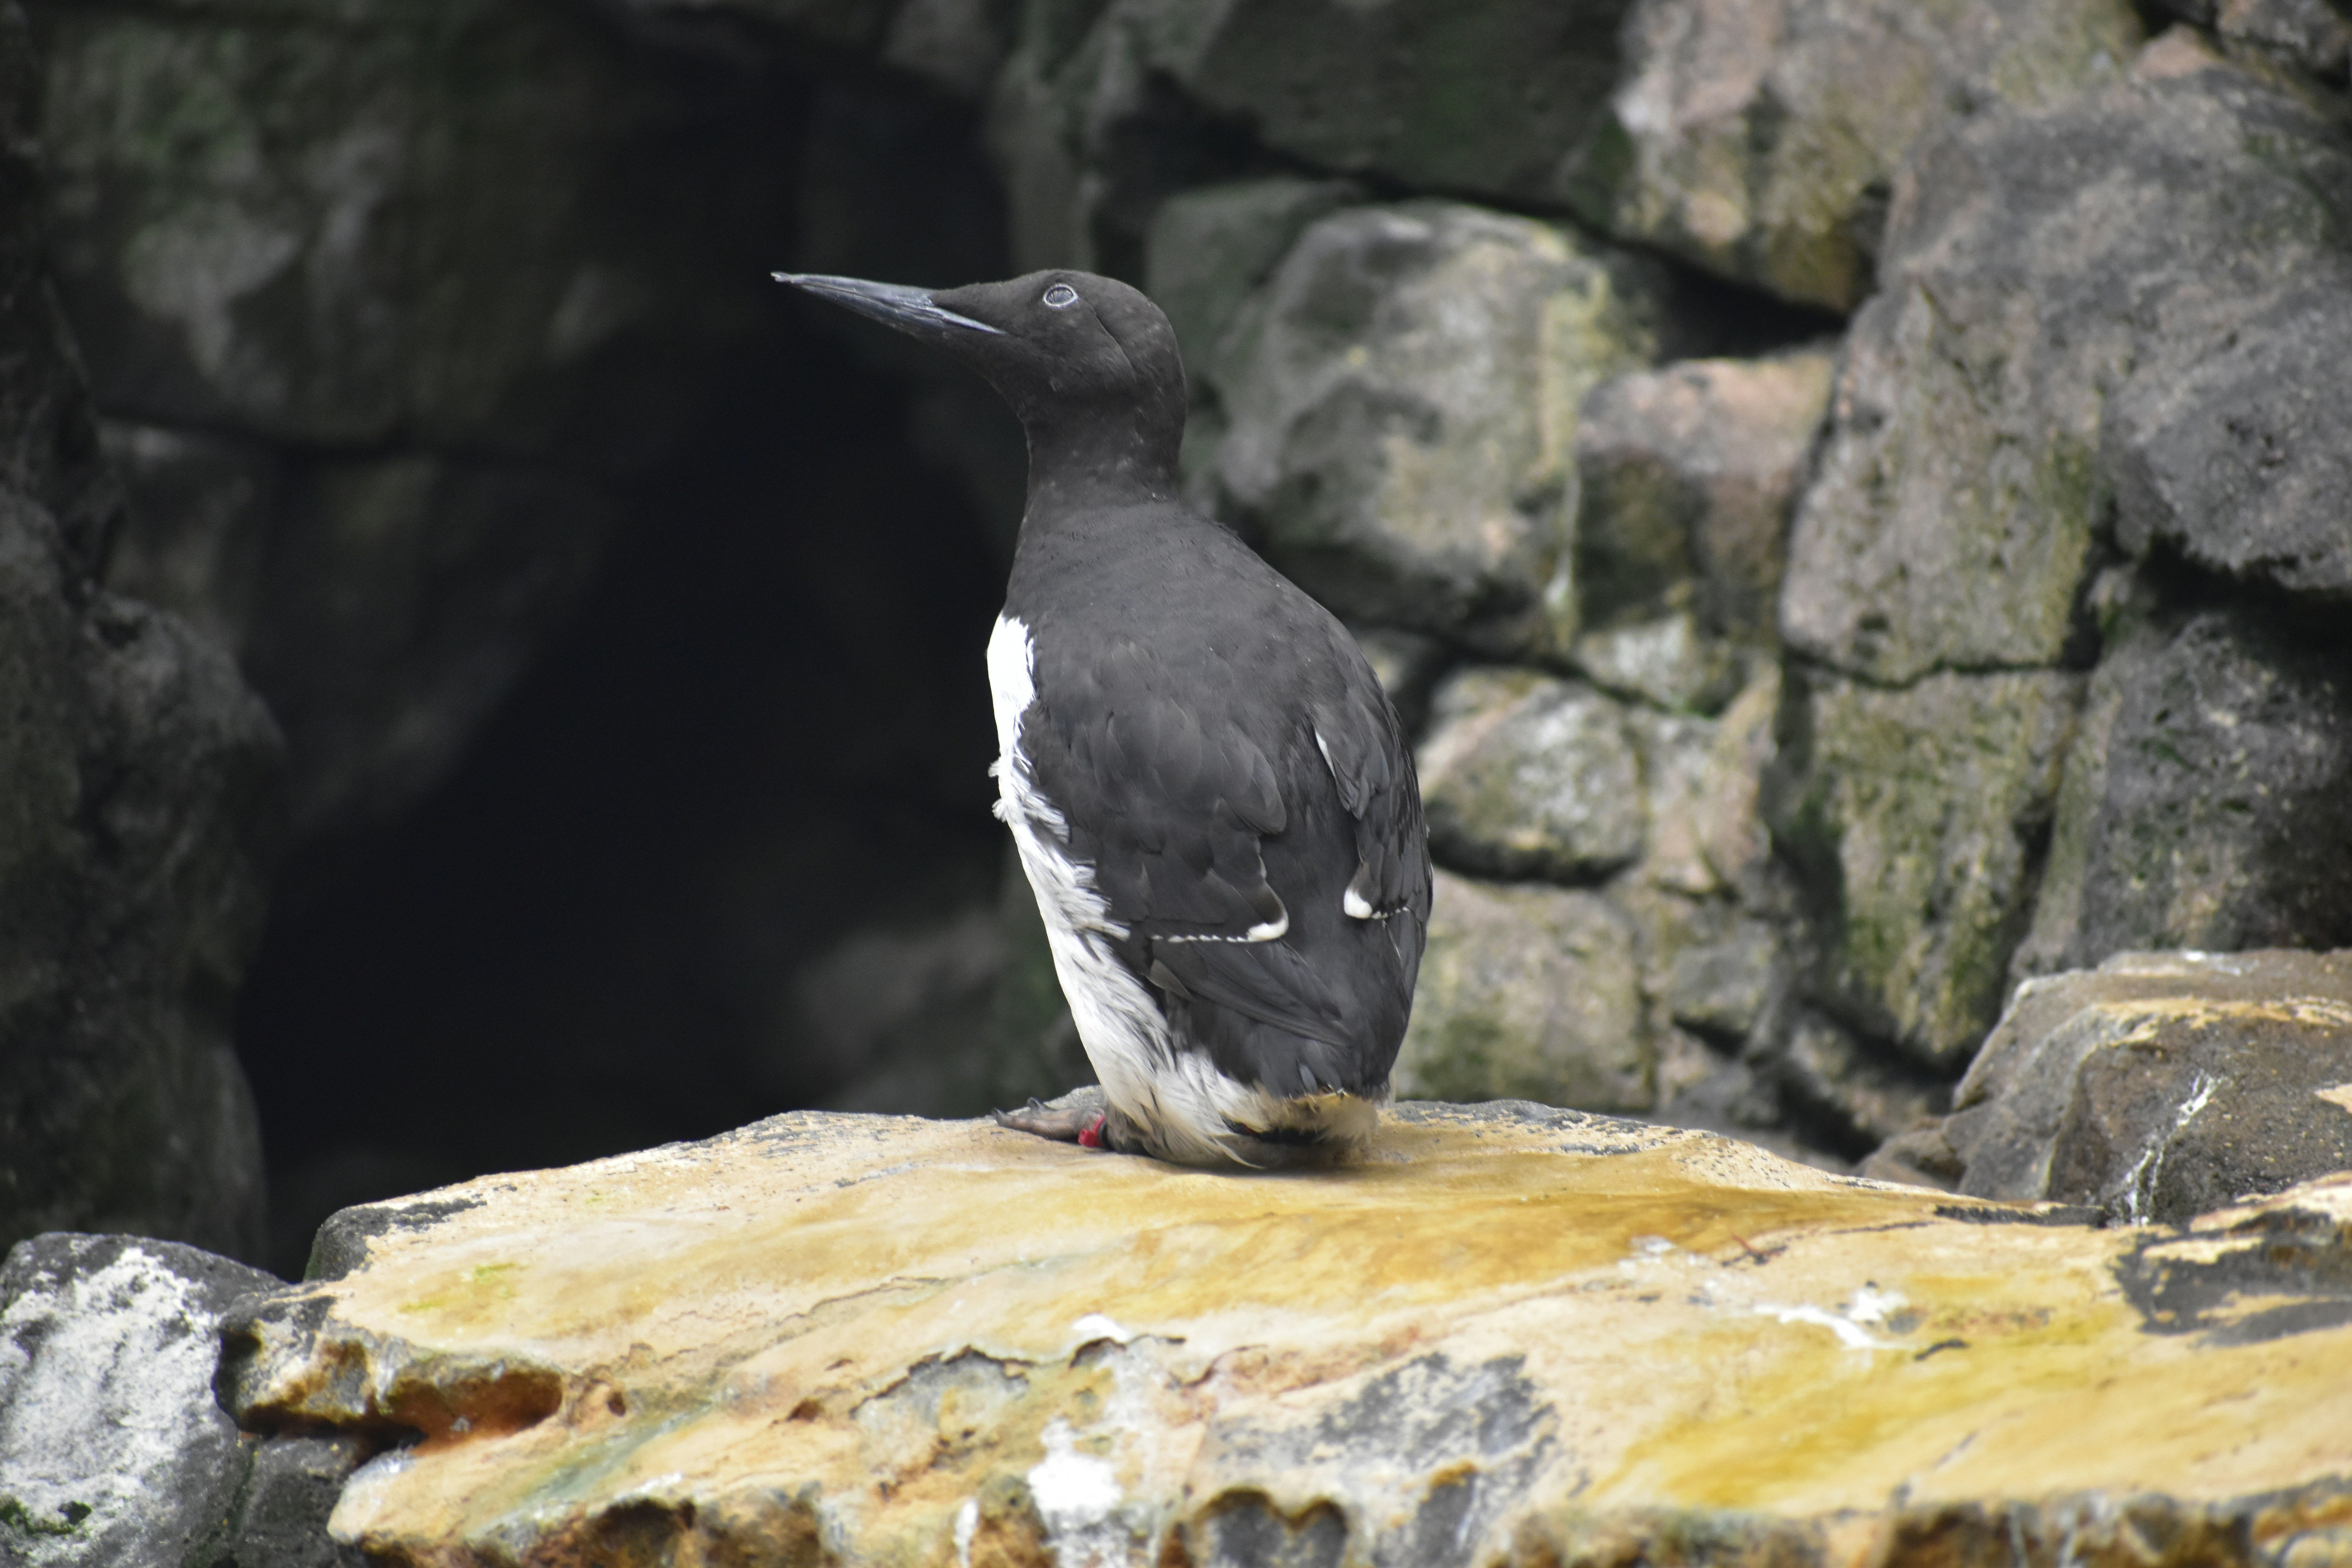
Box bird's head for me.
[775,269,1187,502]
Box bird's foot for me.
[992,1086,1126,1151]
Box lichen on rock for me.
[211,1104,2352,1567]
[1767,664,2080,1073]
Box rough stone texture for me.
[1868,950,2352,1226]
[2156,0,2352,80]
[1392,872,1650,1112]
[1143,177,1367,503]
[1142,177,1364,386]
[1625,706,1721,898]
[227,1434,372,1568]
[0,1233,261,1561]
[615,0,1014,100]
[1574,351,1835,648]
[0,4,116,582]
[37,1,675,452]
[2014,598,2352,983]
[0,567,282,1260]
[1405,651,1809,1142]
[1782,35,2352,684]
[33,0,764,850]
[214,1105,2352,1566]
[104,430,619,843]
[986,0,1635,277]
[1210,202,1666,660]
[1686,661,1782,902]
[1767,665,2079,1073]
[1567,0,2142,311]
[1665,915,1786,1044]
[1147,0,1634,208]
[1757,1008,1947,1157]
[1573,611,1744,715]
[0,14,284,1261]
[1417,667,1645,884]
[0,1234,367,1565]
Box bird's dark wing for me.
[1308,683,1428,922]
[1024,636,1294,939]
[1020,628,1429,1092]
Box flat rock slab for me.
[223,1105,2352,1566]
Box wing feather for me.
[1021,615,1429,1093]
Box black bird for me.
[775,267,1431,1165]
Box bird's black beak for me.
[772,273,1003,338]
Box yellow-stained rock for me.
[220,1103,2352,1567]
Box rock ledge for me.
[221,1104,2352,1566]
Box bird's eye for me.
[1042,283,1079,309]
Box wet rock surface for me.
[0,1232,358,1568]
[216,1104,2352,1567]
[1869,949,2352,1225]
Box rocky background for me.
[1,0,2348,1279]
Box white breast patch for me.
[986,614,1283,1163]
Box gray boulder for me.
[1664,915,1785,1045]
[1572,612,1743,716]
[1574,351,1835,649]
[2152,0,2351,80]
[1392,871,1650,1114]
[0,1232,360,1568]
[1210,202,1666,659]
[2014,597,2352,982]
[1567,0,2141,310]
[1136,0,1630,206]
[1416,667,1644,884]
[1864,950,2352,1225]
[2106,288,2352,604]
[1783,35,2352,684]
[1767,664,2079,1072]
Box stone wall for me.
[0,0,281,1261]
[7,0,2351,1259]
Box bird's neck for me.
[1020,410,1181,525]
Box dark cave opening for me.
[227,33,1031,1274]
